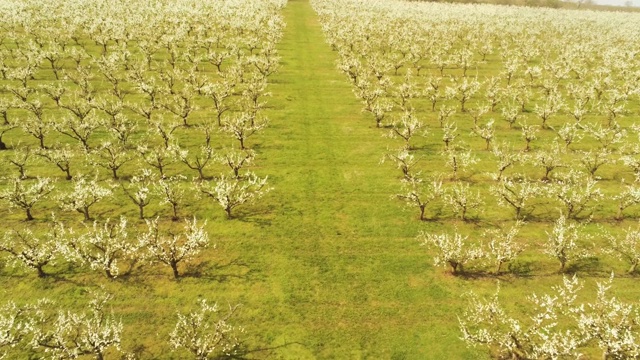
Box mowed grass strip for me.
[252,1,483,358]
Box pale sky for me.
[595,0,635,6]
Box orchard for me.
[3,0,640,358]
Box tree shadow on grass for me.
[463,215,496,229]
[455,260,536,281]
[603,270,640,279]
[183,258,255,283]
[46,274,87,287]
[37,262,93,286]
[516,209,555,224]
[238,341,309,359]
[564,256,606,277]
[126,344,154,360]
[234,206,275,227]
[411,142,442,153]
[506,260,535,278]
[0,269,86,288]
[421,206,445,222]
[238,216,273,228]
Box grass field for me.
[222,1,483,357]
[252,1,480,358]
[2,0,640,359]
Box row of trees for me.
[461,275,640,359]
[0,161,271,222]
[388,161,640,222]
[0,216,211,279]
[422,215,640,275]
[7,129,633,225]
[0,292,242,360]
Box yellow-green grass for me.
[1,0,640,359]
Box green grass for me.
[2,1,640,359]
[234,1,482,357]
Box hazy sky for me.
[595,0,635,6]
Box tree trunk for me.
[81,207,90,221]
[171,261,180,279]
[36,265,46,278]
[449,261,458,274]
[105,268,115,279]
[26,208,34,221]
[80,139,90,152]
[171,203,179,221]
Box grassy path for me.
[247,1,482,358]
